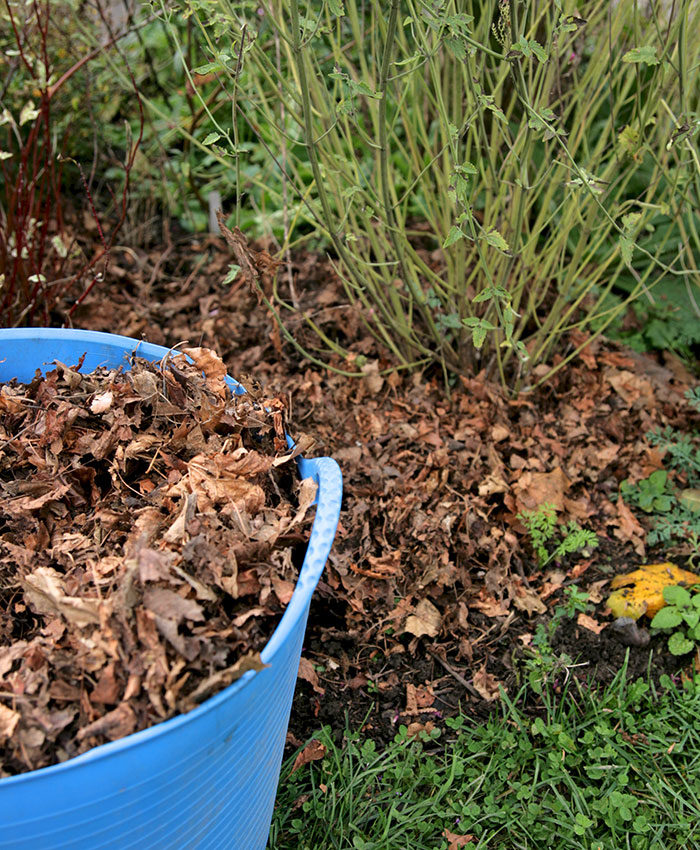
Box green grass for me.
[269,665,700,849]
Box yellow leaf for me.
[607,562,700,620]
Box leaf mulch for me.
[65,226,700,748]
[0,346,316,775]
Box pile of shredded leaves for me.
[0,346,317,777]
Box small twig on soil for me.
[425,646,482,700]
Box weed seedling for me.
[620,388,700,554]
[620,469,674,513]
[517,503,599,568]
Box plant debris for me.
[0,347,316,777]
[67,232,698,746]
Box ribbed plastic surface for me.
[0,329,343,849]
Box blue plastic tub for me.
[0,329,343,849]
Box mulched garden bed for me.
[63,227,700,749]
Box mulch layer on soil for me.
[67,229,700,748]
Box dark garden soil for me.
[59,228,700,751]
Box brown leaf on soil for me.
[606,370,655,408]
[470,592,509,618]
[490,423,510,442]
[577,613,607,634]
[472,666,503,702]
[405,683,435,713]
[513,467,571,513]
[541,570,566,600]
[612,495,646,555]
[291,739,327,774]
[405,720,435,739]
[478,472,509,496]
[403,599,442,638]
[586,578,609,604]
[443,829,475,848]
[512,578,547,616]
[568,559,593,580]
[298,657,325,695]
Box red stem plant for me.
[0,0,142,326]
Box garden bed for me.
[68,232,699,748]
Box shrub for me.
[150,0,700,392]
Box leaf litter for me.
[68,234,699,745]
[0,347,315,776]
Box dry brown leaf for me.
[361,360,384,394]
[77,703,137,742]
[180,347,229,400]
[514,467,571,513]
[5,483,71,516]
[143,588,205,624]
[577,613,607,634]
[606,369,654,407]
[298,657,325,694]
[91,663,121,704]
[90,390,114,413]
[272,576,295,606]
[478,472,509,496]
[291,739,327,774]
[587,578,609,604]
[568,559,592,580]
[405,683,435,713]
[540,570,566,600]
[286,477,317,530]
[179,454,266,514]
[490,423,510,442]
[443,828,475,849]
[405,720,435,739]
[404,599,442,638]
[612,496,646,555]
[472,665,503,701]
[512,582,547,616]
[183,652,269,708]
[470,592,509,617]
[22,567,102,627]
[0,704,20,742]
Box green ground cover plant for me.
[620,387,700,553]
[142,0,700,392]
[650,584,700,655]
[270,667,700,849]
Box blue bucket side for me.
[0,329,342,850]
[0,613,309,849]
